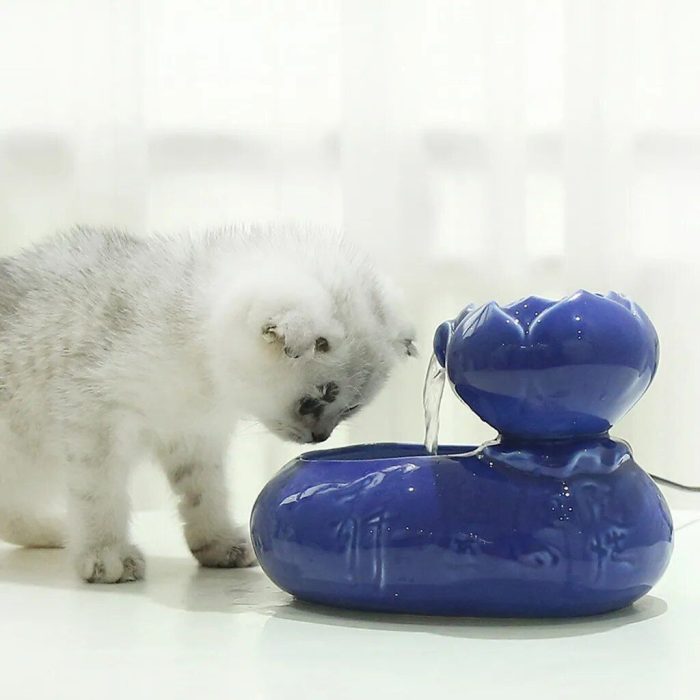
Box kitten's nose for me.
[311,431,330,443]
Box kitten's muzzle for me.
[311,430,330,443]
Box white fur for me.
[0,225,415,582]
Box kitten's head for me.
[208,234,416,444]
[255,313,417,444]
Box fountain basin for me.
[250,441,673,617]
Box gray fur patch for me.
[170,464,194,484]
[0,260,24,335]
[185,492,202,508]
[190,541,213,556]
[103,289,135,333]
[322,381,339,403]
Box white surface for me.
[0,492,698,700]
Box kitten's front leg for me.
[67,436,145,583]
[161,442,256,568]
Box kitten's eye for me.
[342,404,361,417]
[299,397,322,416]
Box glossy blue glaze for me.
[251,441,672,616]
[433,291,659,439]
[251,291,672,617]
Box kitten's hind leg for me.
[160,440,256,568]
[0,442,66,548]
[0,508,65,548]
[66,431,145,583]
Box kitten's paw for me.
[190,534,257,568]
[77,544,146,583]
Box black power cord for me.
[650,474,700,492]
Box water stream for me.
[422,353,446,454]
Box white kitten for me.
[0,225,416,582]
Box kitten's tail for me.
[0,510,65,548]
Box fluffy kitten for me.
[0,226,416,582]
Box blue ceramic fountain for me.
[251,291,673,617]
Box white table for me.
[1,491,698,700]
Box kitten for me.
[0,225,416,583]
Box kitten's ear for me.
[394,336,419,358]
[373,279,417,359]
[262,312,342,359]
[404,338,419,357]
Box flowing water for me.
[423,353,446,454]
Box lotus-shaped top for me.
[433,290,659,438]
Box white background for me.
[1,0,699,518]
